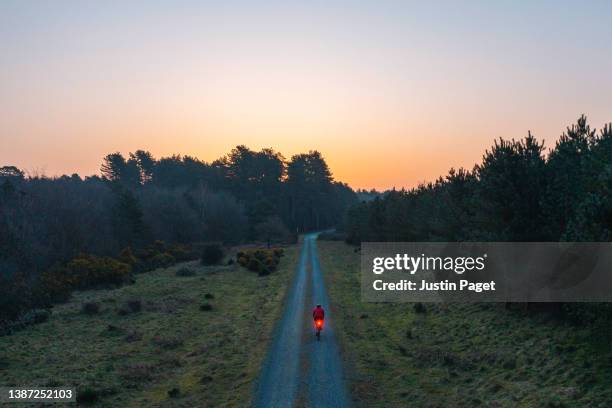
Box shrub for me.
[152,240,167,254]
[175,267,195,277]
[67,255,131,288]
[81,302,100,315]
[149,253,176,269]
[247,257,263,273]
[204,293,214,299]
[38,255,130,308]
[168,388,180,398]
[263,255,279,271]
[201,243,224,265]
[236,247,282,275]
[200,303,213,311]
[167,244,198,262]
[39,266,74,304]
[134,241,182,272]
[118,247,138,266]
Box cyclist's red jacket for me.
[312,306,325,320]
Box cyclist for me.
[312,304,325,325]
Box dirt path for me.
[254,233,350,407]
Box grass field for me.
[0,245,298,407]
[317,240,612,408]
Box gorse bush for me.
[117,247,138,267]
[1,240,198,325]
[237,247,283,275]
[166,243,198,262]
[201,243,224,265]
[37,255,130,306]
[133,240,196,272]
[67,255,131,288]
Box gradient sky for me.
[1,1,611,190]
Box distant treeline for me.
[346,116,612,244]
[0,146,356,323]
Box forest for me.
[0,146,356,324]
[346,116,612,244]
[344,116,612,324]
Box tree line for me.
[346,116,612,244]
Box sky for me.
[1,1,611,190]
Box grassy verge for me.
[0,246,298,407]
[317,240,612,408]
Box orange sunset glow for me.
[1,1,612,190]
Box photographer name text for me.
[373,279,496,292]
